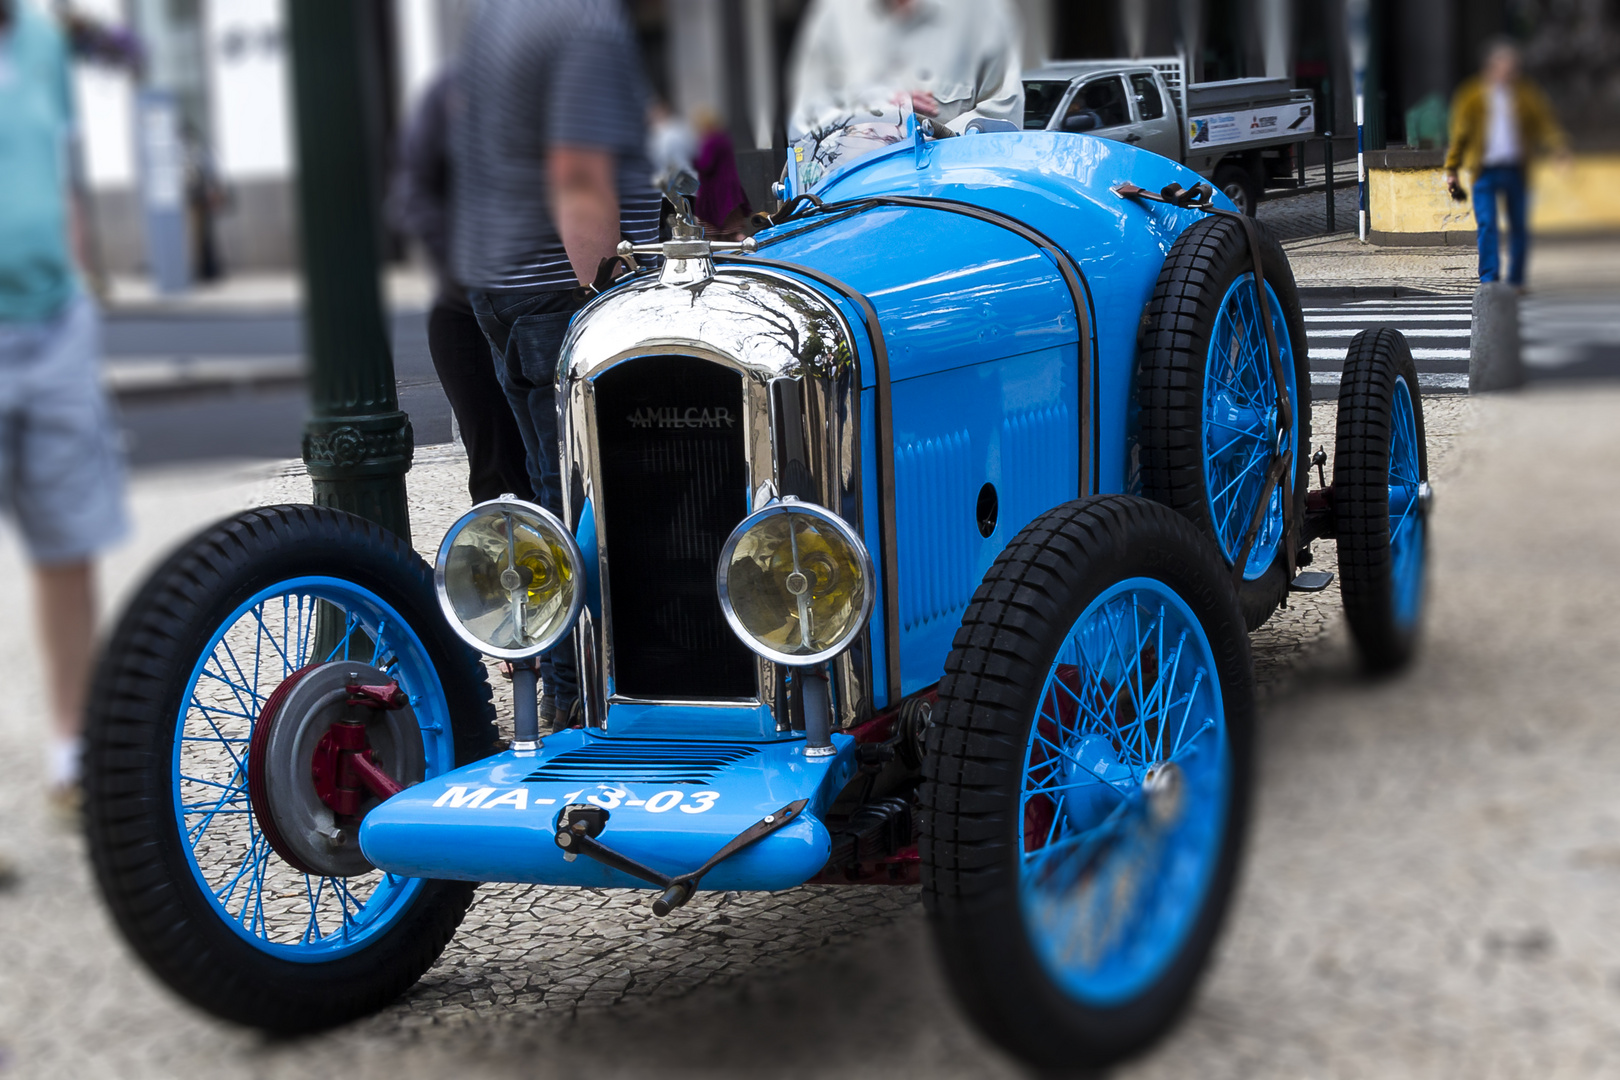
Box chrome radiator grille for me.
[593,355,758,699]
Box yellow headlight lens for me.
[718,500,874,665]
[434,500,584,659]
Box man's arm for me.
[1443,81,1474,179]
[960,1,1024,129]
[786,0,841,140]
[549,146,620,288]
[1525,84,1571,159]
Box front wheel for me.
[921,496,1255,1069]
[83,505,497,1033]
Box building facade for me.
[68,0,1616,280]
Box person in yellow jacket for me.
[1444,38,1570,289]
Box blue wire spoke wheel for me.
[923,496,1254,1070]
[83,506,496,1033]
[175,577,448,960]
[1018,578,1229,1006]
[1202,272,1299,580]
[1335,329,1430,672]
[1138,215,1310,630]
[1387,376,1426,629]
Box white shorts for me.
[0,294,129,564]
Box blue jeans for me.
[469,286,587,715]
[1472,166,1529,286]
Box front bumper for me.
[358,728,858,891]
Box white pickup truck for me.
[1023,57,1317,215]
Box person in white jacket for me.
[787,0,1024,140]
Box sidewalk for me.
[102,265,435,318]
[1282,229,1620,298]
[18,387,1620,1078]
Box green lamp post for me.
[286,0,412,539]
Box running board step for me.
[1290,569,1335,592]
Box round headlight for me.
[434,498,585,660]
[716,498,875,666]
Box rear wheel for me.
[83,505,497,1033]
[922,496,1254,1069]
[1137,214,1310,629]
[1335,329,1430,672]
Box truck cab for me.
[1023,62,1182,163]
[1025,58,1318,216]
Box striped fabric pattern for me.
[451,0,662,292]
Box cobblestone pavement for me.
[1255,185,1357,243]
[10,388,1620,1079]
[1283,233,1481,296]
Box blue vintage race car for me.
[83,113,1430,1069]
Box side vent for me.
[897,430,976,632]
[1001,404,1076,533]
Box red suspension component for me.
[310,679,408,821]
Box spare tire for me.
[1136,214,1311,629]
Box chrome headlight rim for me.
[433,496,586,661]
[716,497,876,667]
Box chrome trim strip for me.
[713,254,903,705]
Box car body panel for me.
[757,130,1225,503]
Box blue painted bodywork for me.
[752,131,1232,700]
[360,727,859,890]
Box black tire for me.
[921,495,1255,1070]
[1213,162,1260,216]
[83,505,498,1033]
[1137,214,1311,630]
[1335,329,1430,672]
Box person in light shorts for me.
[0,0,129,827]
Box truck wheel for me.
[1335,329,1430,672]
[1137,214,1310,629]
[83,505,498,1033]
[1213,163,1260,216]
[922,495,1254,1070]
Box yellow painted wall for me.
[1368,168,1475,238]
[1368,154,1620,240]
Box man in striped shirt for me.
[451,0,661,727]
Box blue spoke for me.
[185,779,249,844]
[303,875,327,944]
[248,604,295,679]
[370,619,389,667]
[322,610,362,664]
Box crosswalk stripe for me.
[1309,346,1469,361]
[1311,371,1468,391]
[1317,303,1474,311]
[1303,314,1472,324]
[1306,328,1470,339]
